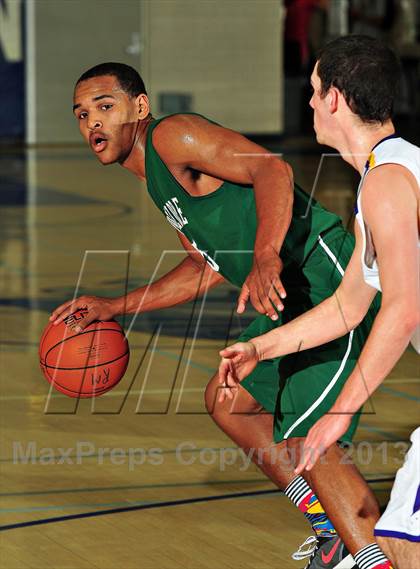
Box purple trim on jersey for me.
[374,529,420,542]
[371,133,400,151]
[354,161,370,215]
[413,485,420,514]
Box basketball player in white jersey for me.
[219,35,419,569]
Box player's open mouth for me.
[89,133,109,153]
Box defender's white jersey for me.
[355,135,420,353]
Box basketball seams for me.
[46,352,129,397]
[43,328,127,368]
[43,350,130,371]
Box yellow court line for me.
[384,378,419,385]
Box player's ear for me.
[136,93,150,120]
[327,87,339,114]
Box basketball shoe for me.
[292,535,357,568]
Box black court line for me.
[0,488,280,531]
[0,477,394,532]
[0,472,396,497]
[0,477,266,497]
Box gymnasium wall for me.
[26,0,284,144]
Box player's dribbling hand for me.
[294,413,352,474]
[237,252,286,320]
[49,295,118,333]
[218,342,259,403]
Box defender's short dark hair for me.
[317,35,401,123]
[76,62,147,98]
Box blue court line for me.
[358,424,401,441]
[378,385,420,403]
[1,485,395,515]
[0,473,395,500]
[1,491,282,514]
[0,477,394,531]
[0,489,282,530]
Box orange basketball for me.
[39,308,129,398]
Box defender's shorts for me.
[238,226,380,443]
[374,427,420,542]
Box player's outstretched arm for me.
[296,165,420,473]
[49,231,224,332]
[153,114,294,321]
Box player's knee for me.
[204,374,220,416]
[204,374,261,423]
[204,374,233,423]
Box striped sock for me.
[284,476,336,537]
[354,543,393,569]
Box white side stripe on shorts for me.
[283,235,351,439]
[283,330,354,438]
[317,235,345,276]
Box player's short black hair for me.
[317,35,401,124]
[76,62,147,98]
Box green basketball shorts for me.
[238,226,380,443]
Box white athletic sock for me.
[354,543,393,569]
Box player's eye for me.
[100,104,113,111]
[78,112,88,120]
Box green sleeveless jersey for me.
[145,114,342,288]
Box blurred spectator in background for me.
[388,0,420,117]
[350,0,396,39]
[284,0,320,76]
[283,0,420,134]
[284,0,329,133]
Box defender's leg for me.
[287,437,382,555]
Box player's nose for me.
[88,118,103,131]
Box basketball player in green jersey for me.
[50,62,380,568]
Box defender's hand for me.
[237,252,286,320]
[49,296,118,333]
[218,342,259,403]
[294,413,353,475]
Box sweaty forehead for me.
[73,76,125,102]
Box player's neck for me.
[340,119,395,174]
[121,116,154,180]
